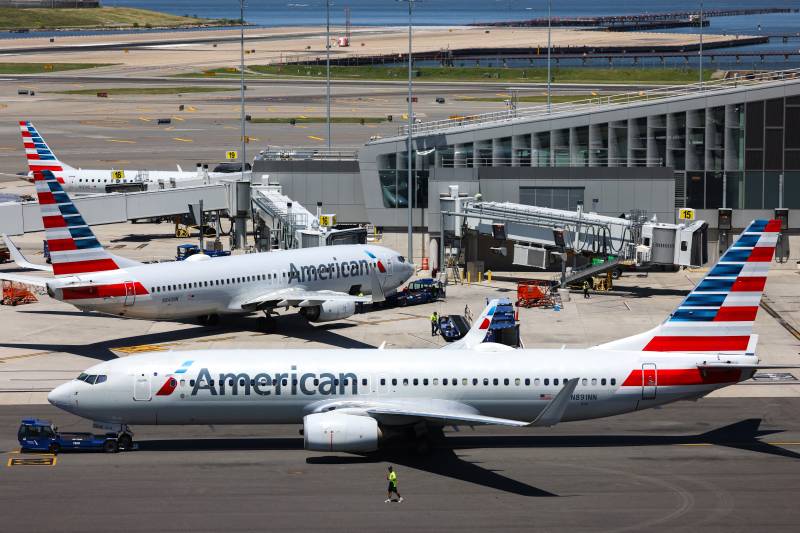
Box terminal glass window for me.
[378,151,428,209]
[520,187,584,211]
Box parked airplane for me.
[1,166,413,324]
[18,121,248,194]
[47,220,790,453]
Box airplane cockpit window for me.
[95,375,107,384]
[397,256,406,263]
[86,375,98,384]
[76,373,88,381]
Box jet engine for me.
[299,301,356,323]
[303,412,380,452]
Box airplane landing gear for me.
[198,314,220,327]
[257,310,277,332]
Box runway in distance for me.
[48,220,791,453]
[2,160,413,324]
[18,121,247,194]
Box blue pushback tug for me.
[18,418,123,454]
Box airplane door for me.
[133,373,151,401]
[124,281,136,306]
[642,363,657,400]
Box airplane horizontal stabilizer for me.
[0,272,49,287]
[2,234,52,272]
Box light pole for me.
[240,0,247,182]
[326,0,332,150]
[699,0,703,86]
[547,0,552,113]
[399,0,417,263]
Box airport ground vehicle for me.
[389,278,445,306]
[17,418,131,454]
[175,244,231,261]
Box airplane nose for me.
[48,383,72,410]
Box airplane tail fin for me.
[441,298,503,350]
[19,121,74,182]
[594,219,781,354]
[32,169,138,276]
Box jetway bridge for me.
[0,179,365,252]
[439,190,708,286]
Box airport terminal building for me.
[255,69,800,258]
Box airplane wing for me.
[0,271,49,287]
[236,287,371,310]
[311,379,580,428]
[2,234,53,272]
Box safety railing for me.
[256,147,359,161]
[396,68,800,137]
[437,156,663,167]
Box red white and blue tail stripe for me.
[595,220,780,354]
[19,121,66,184]
[34,169,119,277]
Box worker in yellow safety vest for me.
[385,466,403,503]
[430,311,439,336]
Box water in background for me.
[105,0,800,32]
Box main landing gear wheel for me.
[103,440,119,453]
[118,433,133,451]
[198,314,220,327]
[258,312,276,332]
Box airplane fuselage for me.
[47,245,411,320]
[48,349,754,427]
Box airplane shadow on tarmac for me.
[1,312,373,360]
[135,418,798,498]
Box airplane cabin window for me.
[462,378,468,386]
[190,380,195,386]
[361,378,367,386]
[493,378,499,386]
[402,378,409,386]
[591,378,597,386]
[554,379,559,386]
[534,378,540,385]
[611,378,617,386]
[313,379,319,386]
[282,379,288,386]
[423,378,429,385]
[515,378,521,386]
[544,378,549,386]
[209,380,214,386]
[524,378,530,386]
[95,375,107,384]
[228,379,234,386]
[413,378,418,386]
[504,378,510,386]
[483,378,489,386]
[380,378,386,386]
[452,378,457,386]
[443,378,448,385]
[239,378,246,386]
[582,378,588,386]
[433,378,439,385]
[601,378,607,385]
[391,378,397,386]
[472,378,478,385]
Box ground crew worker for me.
[430,311,439,336]
[582,280,590,299]
[385,466,403,503]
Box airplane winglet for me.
[529,378,579,427]
[369,267,386,303]
[2,234,53,272]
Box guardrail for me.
[396,68,800,137]
[437,156,663,167]
[256,148,360,161]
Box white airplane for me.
[47,219,792,454]
[1,166,413,324]
[18,121,248,194]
